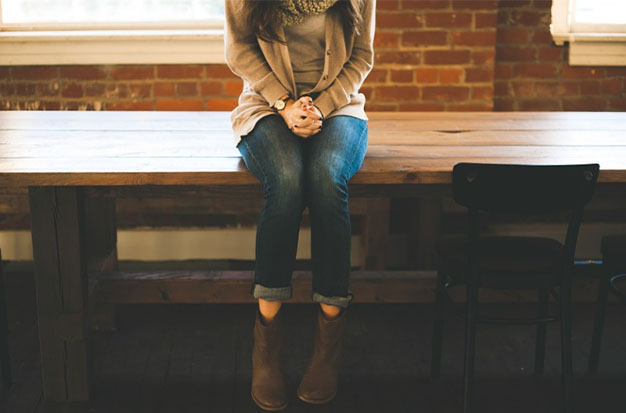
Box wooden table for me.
[1,111,625,406]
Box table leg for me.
[84,197,118,331]
[360,198,390,270]
[29,186,91,402]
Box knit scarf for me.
[278,0,339,26]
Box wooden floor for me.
[1,265,625,413]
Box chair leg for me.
[560,280,574,413]
[587,273,610,375]
[534,288,549,377]
[430,271,447,379]
[463,284,478,413]
[0,251,11,388]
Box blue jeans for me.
[237,114,368,309]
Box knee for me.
[264,165,305,212]
[308,164,348,208]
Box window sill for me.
[0,29,225,65]
[551,33,626,66]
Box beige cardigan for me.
[224,0,376,146]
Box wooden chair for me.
[0,248,11,387]
[430,163,599,413]
[587,234,626,374]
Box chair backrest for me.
[452,163,599,214]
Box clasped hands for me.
[277,95,323,139]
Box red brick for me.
[509,11,550,27]
[558,83,580,96]
[0,67,10,79]
[200,81,222,96]
[561,66,605,79]
[402,0,450,9]
[449,104,493,111]
[402,31,448,46]
[538,47,564,61]
[60,66,107,80]
[494,98,515,111]
[0,84,15,96]
[106,101,153,111]
[497,47,536,62]
[375,51,421,65]
[206,98,238,111]
[415,68,439,83]
[377,0,400,10]
[440,68,462,84]
[40,101,62,110]
[374,32,401,48]
[580,81,600,95]
[377,12,423,28]
[366,69,388,82]
[465,68,494,82]
[514,63,557,78]
[84,83,106,97]
[512,81,535,97]
[61,101,97,111]
[532,29,553,45]
[155,82,176,97]
[206,65,239,79]
[376,86,420,100]
[390,70,414,83]
[225,81,243,96]
[157,65,203,79]
[563,97,606,111]
[425,12,472,28]
[38,83,60,97]
[156,98,203,111]
[606,68,626,76]
[105,84,128,99]
[534,82,558,97]
[471,86,494,100]
[176,82,198,96]
[451,31,496,47]
[398,103,445,110]
[519,99,560,111]
[475,13,498,28]
[495,64,513,79]
[62,83,83,98]
[360,87,374,98]
[111,65,154,80]
[129,84,152,99]
[12,67,57,80]
[422,86,469,100]
[609,97,626,110]
[472,50,495,64]
[15,84,36,96]
[424,50,470,65]
[498,28,529,44]
[451,0,497,10]
[364,103,398,111]
[601,79,624,95]
[494,81,510,96]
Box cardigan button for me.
[322,74,328,80]
[326,49,331,55]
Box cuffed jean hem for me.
[311,291,354,309]
[250,282,292,301]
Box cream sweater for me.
[224,0,376,146]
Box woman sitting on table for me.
[224,0,375,410]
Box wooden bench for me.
[1,110,626,406]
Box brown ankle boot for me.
[251,307,288,411]
[297,307,348,404]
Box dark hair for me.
[240,0,362,44]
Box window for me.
[0,0,226,65]
[551,0,626,66]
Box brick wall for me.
[0,0,624,112]
[494,0,626,111]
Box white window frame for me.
[551,0,626,66]
[0,2,225,65]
